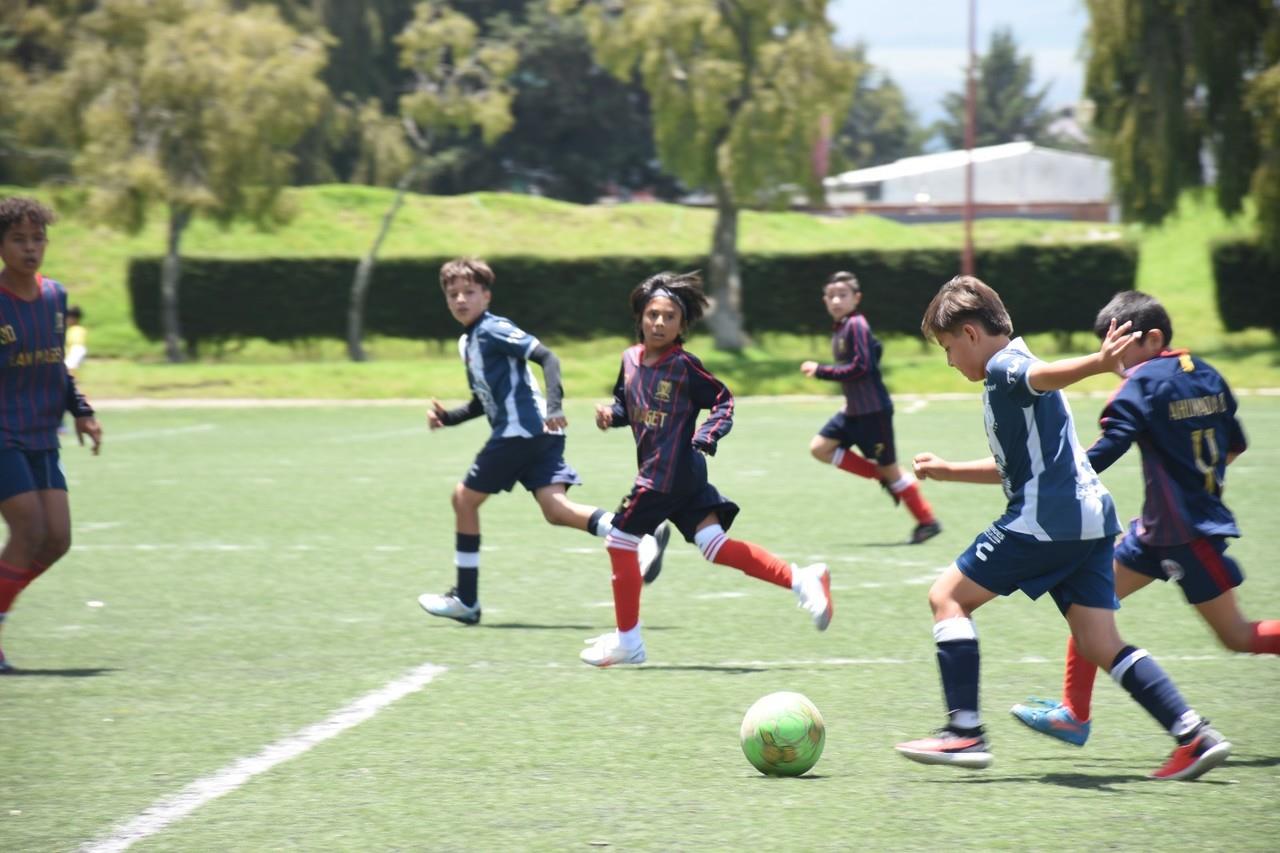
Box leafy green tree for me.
[347,1,516,361]
[551,0,855,350]
[31,0,328,361]
[938,27,1054,150]
[831,43,924,171]
[1085,0,1280,253]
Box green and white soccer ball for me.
[740,691,826,777]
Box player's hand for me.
[912,452,948,481]
[800,360,819,377]
[545,414,568,431]
[75,416,102,455]
[595,403,613,430]
[427,399,447,431]
[1098,318,1140,373]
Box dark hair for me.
[1093,290,1173,346]
[439,257,495,291]
[920,275,1014,342]
[67,304,83,320]
[0,197,55,241]
[825,271,860,293]
[629,270,710,342]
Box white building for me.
[822,141,1113,222]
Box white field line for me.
[80,663,446,853]
[108,424,217,442]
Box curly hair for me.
[0,197,56,241]
[629,270,710,342]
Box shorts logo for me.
[654,380,672,402]
[975,542,995,562]
[1160,559,1185,581]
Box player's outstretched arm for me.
[913,452,1001,484]
[528,344,566,429]
[428,396,483,430]
[1029,319,1139,392]
[75,416,102,455]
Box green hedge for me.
[127,242,1137,348]
[1212,239,1280,333]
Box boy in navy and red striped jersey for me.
[0,197,102,673]
[582,271,833,667]
[1012,291,1278,759]
[802,271,939,544]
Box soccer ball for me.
[740,691,826,777]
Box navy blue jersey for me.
[813,312,892,415]
[0,275,93,451]
[459,311,552,439]
[608,344,734,493]
[1087,350,1245,546]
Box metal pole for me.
[963,0,976,276]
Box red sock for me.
[1062,636,1098,721]
[895,481,936,525]
[835,449,879,480]
[1249,620,1280,655]
[19,560,49,592]
[607,546,642,632]
[0,561,36,614]
[712,539,793,589]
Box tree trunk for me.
[348,158,423,361]
[704,179,748,351]
[161,206,192,364]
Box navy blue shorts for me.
[1114,520,1243,605]
[614,481,740,542]
[818,409,897,465]
[0,448,67,502]
[955,523,1118,615]
[462,434,582,495]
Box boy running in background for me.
[419,258,668,625]
[0,197,102,673]
[801,271,939,543]
[896,275,1229,781]
[583,271,832,667]
[1012,290,1280,745]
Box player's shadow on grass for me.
[484,624,680,632]
[634,664,768,674]
[3,667,117,678]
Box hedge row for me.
[1212,239,1280,333]
[127,242,1138,347]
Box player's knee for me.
[450,485,478,513]
[42,530,71,562]
[8,515,49,554]
[926,585,959,618]
[808,438,833,463]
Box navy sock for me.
[455,533,480,606]
[937,639,980,728]
[587,509,607,537]
[1110,645,1198,736]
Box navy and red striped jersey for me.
[607,343,733,493]
[0,274,93,450]
[813,312,892,415]
[1087,350,1245,546]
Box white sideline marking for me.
[81,663,446,853]
[109,424,217,442]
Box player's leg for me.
[418,481,489,624]
[895,564,996,767]
[531,481,670,584]
[1171,538,1280,654]
[875,460,939,544]
[1196,590,1280,654]
[814,412,879,480]
[0,451,52,673]
[580,487,657,667]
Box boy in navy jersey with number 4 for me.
[802,271,939,544]
[418,258,668,625]
[0,197,101,673]
[1012,291,1279,749]
[896,276,1228,781]
[582,271,832,667]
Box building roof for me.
[824,142,1105,189]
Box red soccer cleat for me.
[1150,726,1231,781]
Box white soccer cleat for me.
[793,563,833,631]
[637,522,672,585]
[417,589,481,625]
[579,630,646,667]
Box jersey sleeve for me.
[687,354,733,454]
[814,317,874,382]
[1087,378,1149,473]
[986,348,1040,407]
[1222,385,1247,455]
[608,362,629,427]
[481,317,539,358]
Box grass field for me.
[4,397,1278,850]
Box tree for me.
[346,1,516,361]
[937,27,1054,150]
[32,0,328,362]
[831,43,924,171]
[551,0,855,351]
[1084,0,1280,253]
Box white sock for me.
[590,511,616,538]
[619,624,643,647]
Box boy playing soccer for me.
[418,258,668,625]
[801,271,939,543]
[581,271,832,667]
[895,275,1230,781]
[1012,291,1280,745]
[0,197,102,673]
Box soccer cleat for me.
[0,648,12,675]
[895,727,993,769]
[417,588,481,625]
[579,630,646,667]
[1010,698,1091,747]
[909,521,943,545]
[1150,725,1231,781]
[793,563,833,631]
[638,522,672,585]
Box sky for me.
[828,0,1088,125]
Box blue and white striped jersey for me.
[982,337,1119,542]
[459,311,552,439]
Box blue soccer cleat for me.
[1010,698,1090,746]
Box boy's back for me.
[459,311,550,439]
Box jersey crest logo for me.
[1179,353,1194,373]
[0,324,14,345]
[654,380,673,402]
